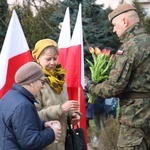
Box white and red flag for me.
[58,7,71,68]
[65,4,84,88]
[0,10,32,98]
[60,4,87,143]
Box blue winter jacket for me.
[93,97,105,114]
[0,83,55,150]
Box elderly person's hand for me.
[71,112,82,125]
[45,121,61,141]
[61,100,79,113]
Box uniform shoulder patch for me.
[117,49,124,55]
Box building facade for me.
[138,0,150,16]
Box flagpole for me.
[78,87,81,126]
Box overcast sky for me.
[96,0,134,9]
[96,0,120,9]
[7,0,134,10]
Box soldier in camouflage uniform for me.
[87,3,150,150]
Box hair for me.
[39,45,59,57]
[122,10,140,22]
[126,10,139,19]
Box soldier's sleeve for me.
[89,53,134,98]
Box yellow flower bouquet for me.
[86,47,114,103]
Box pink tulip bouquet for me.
[86,47,114,103]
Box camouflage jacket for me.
[89,22,150,98]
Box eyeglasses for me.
[38,79,46,85]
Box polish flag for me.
[0,10,32,99]
[58,5,87,144]
[65,4,87,144]
[58,7,71,68]
[65,4,84,88]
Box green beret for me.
[108,3,137,22]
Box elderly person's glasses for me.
[38,78,46,85]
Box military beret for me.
[108,3,137,22]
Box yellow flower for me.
[89,47,95,54]
[95,47,101,55]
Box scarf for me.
[42,64,66,94]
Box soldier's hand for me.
[86,80,96,93]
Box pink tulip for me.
[102,49,110,57]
